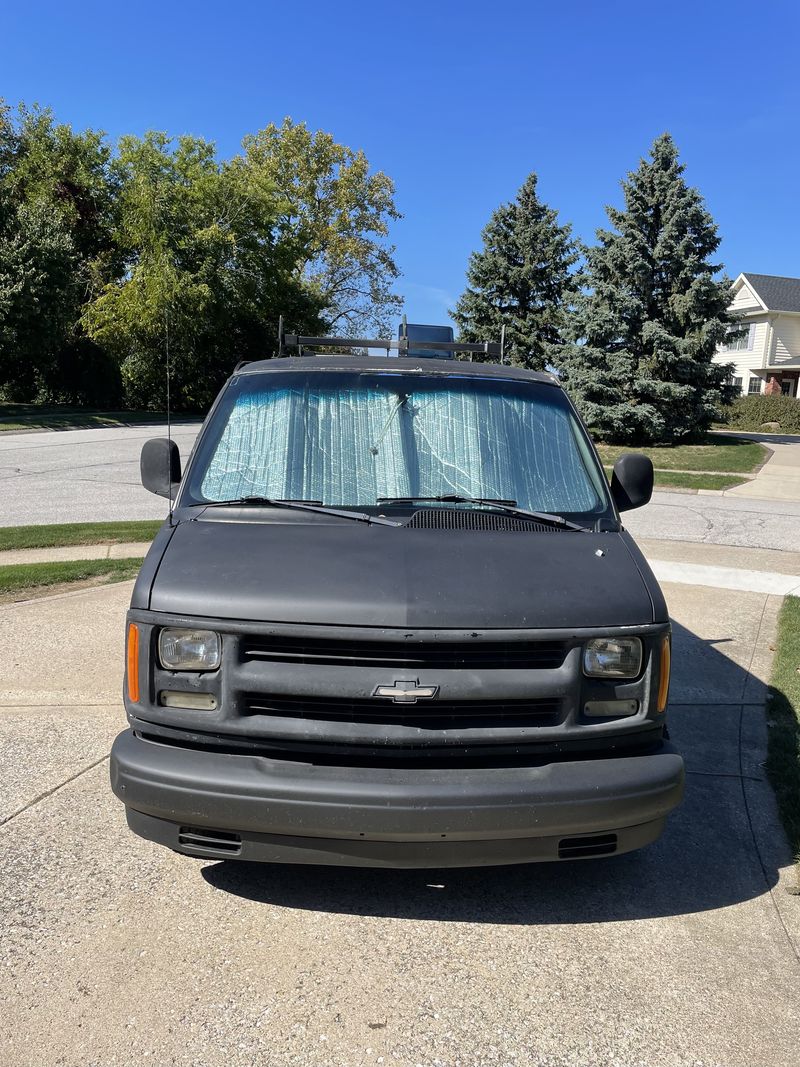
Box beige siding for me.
[713,318,769,376]
[731,283,762,312]
[771,315,800,365]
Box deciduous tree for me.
[84,131,325,411]
[240,119,401,334]
[0,103,119,403]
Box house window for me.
[732,376,743,392]
[748,377,762,394]
[781,380,791,396]
[722,323,754,352]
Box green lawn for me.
[596,434,767,474]
[0,557,144,602]
[604,467,746,492]
[765,596,800,872]
[0,402,199,432]
[0,521,162,552]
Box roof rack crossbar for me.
[282,333,502,358]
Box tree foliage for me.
[452,173,580,370]
[240,119,401,333]
[556,134,736,443]
[0,103,402,410]
[83,131,327,410]
[0,103,120,404]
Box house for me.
[713,273,800,398]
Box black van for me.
[110,329,683,867]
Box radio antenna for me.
[166,310,174,526]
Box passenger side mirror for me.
[610,453,653,512]
[141,438,182,498]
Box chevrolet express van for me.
[110,328,683,867]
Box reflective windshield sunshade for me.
[188,372,609,517]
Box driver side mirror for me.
[610,453,653,512]
[141,438,182,498]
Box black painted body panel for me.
[143,516,660,628]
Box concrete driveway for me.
[1,577,799,1067]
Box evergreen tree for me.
[557,133,736,444]
[452,173,579,370]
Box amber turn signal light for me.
[126,623,140,703]
[656,635,671,713]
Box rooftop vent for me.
[403,323,455,359]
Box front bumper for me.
[110,729,684,867]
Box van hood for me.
[142,515,660,630]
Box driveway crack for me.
[0,753,110,828]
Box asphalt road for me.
[3,424,800,552]
[1,576,798,1066]
[0,423,202,526]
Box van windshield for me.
[183,370,611,518]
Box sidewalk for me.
[0,541,151,566]
[723,433,800,501]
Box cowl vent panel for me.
[405,508,562,532]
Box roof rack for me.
[277,316,506,362]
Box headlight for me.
[583,637,642,678]
[159,628,221,671]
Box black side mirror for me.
[141,438,182,498]
[610,453,653,512]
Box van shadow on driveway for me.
[202,615,790,925]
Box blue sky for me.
[5,0,800,328]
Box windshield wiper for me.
[376,495,589,531]
[195,497,401,526]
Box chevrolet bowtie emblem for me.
[373,680,439,703]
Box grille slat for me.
[558,833,618,859]
[178,827,242,855]
[241,636,568,671]
[243,694,562,730]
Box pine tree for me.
[557,133,736,444]
[452,173,579,370]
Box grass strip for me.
[596,435,767,474]
[604,468,746,491]
[0,521,162,551]
[0,403,191,432]
[651,470,746,491]
[0,557,144,601]
[765,595,800,869]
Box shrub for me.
[724,395,800,434]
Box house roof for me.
[741,273,800,313]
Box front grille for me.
[241,635,568,670]
[406,508,562,532]
[137,726,663,768]
[243,694,562,729]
